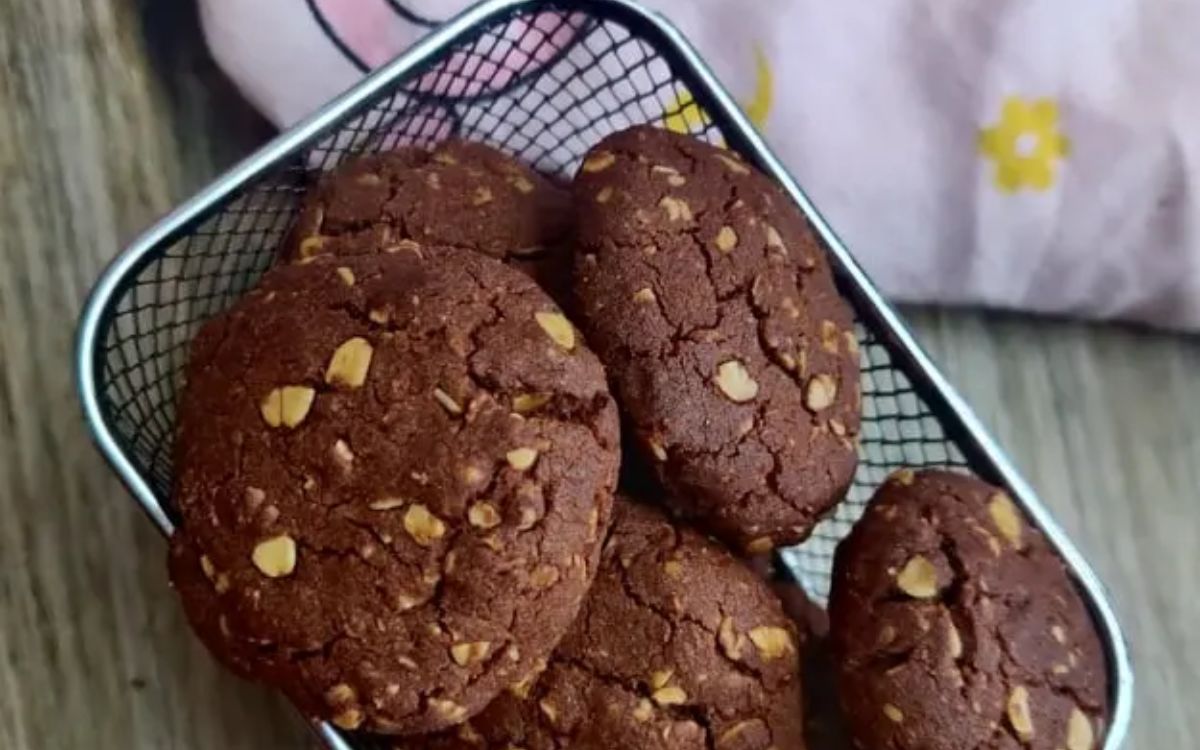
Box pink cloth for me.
[200,0,1200,330]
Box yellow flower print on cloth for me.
[979,96,1071,192]
[664,90,710,134]
[664,45,773,134]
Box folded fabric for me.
[199,0,1200,330]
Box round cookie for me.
[394,497,807,750]
[284,139,572,300]
[828,469,1108,750]
[572,125,860,553]
[168,535,263,681]
[169,250,620,734]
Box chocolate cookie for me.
[168,250,620,734]
[828,470,1108,750]
[283,139,572,301]
[394,498,807,750]
[572,126,860,553]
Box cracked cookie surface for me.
[828,470,1108,750]
[393,497,807,750]
[283,139,572,302]
[168,251,620,734]
[572,126,860,553]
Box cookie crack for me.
[668,139,702,176]
[553,654,710,745]
[607,545,784,696]
[456,266,618,454]
[643,256,694,337]
[613,551,704,636]
[340,515,420,583]
[284,629,351,665]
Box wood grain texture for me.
[0,1,302,748]
[0,1,1193,748]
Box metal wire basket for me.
[74,1,1132,747]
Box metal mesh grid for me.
[96,4,969,611]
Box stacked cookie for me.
[828,470,1108,750]
[572,128,860,553]
[168,129,1108,749]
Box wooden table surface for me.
[0,2,1195,748]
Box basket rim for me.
[73,0,1133,747]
